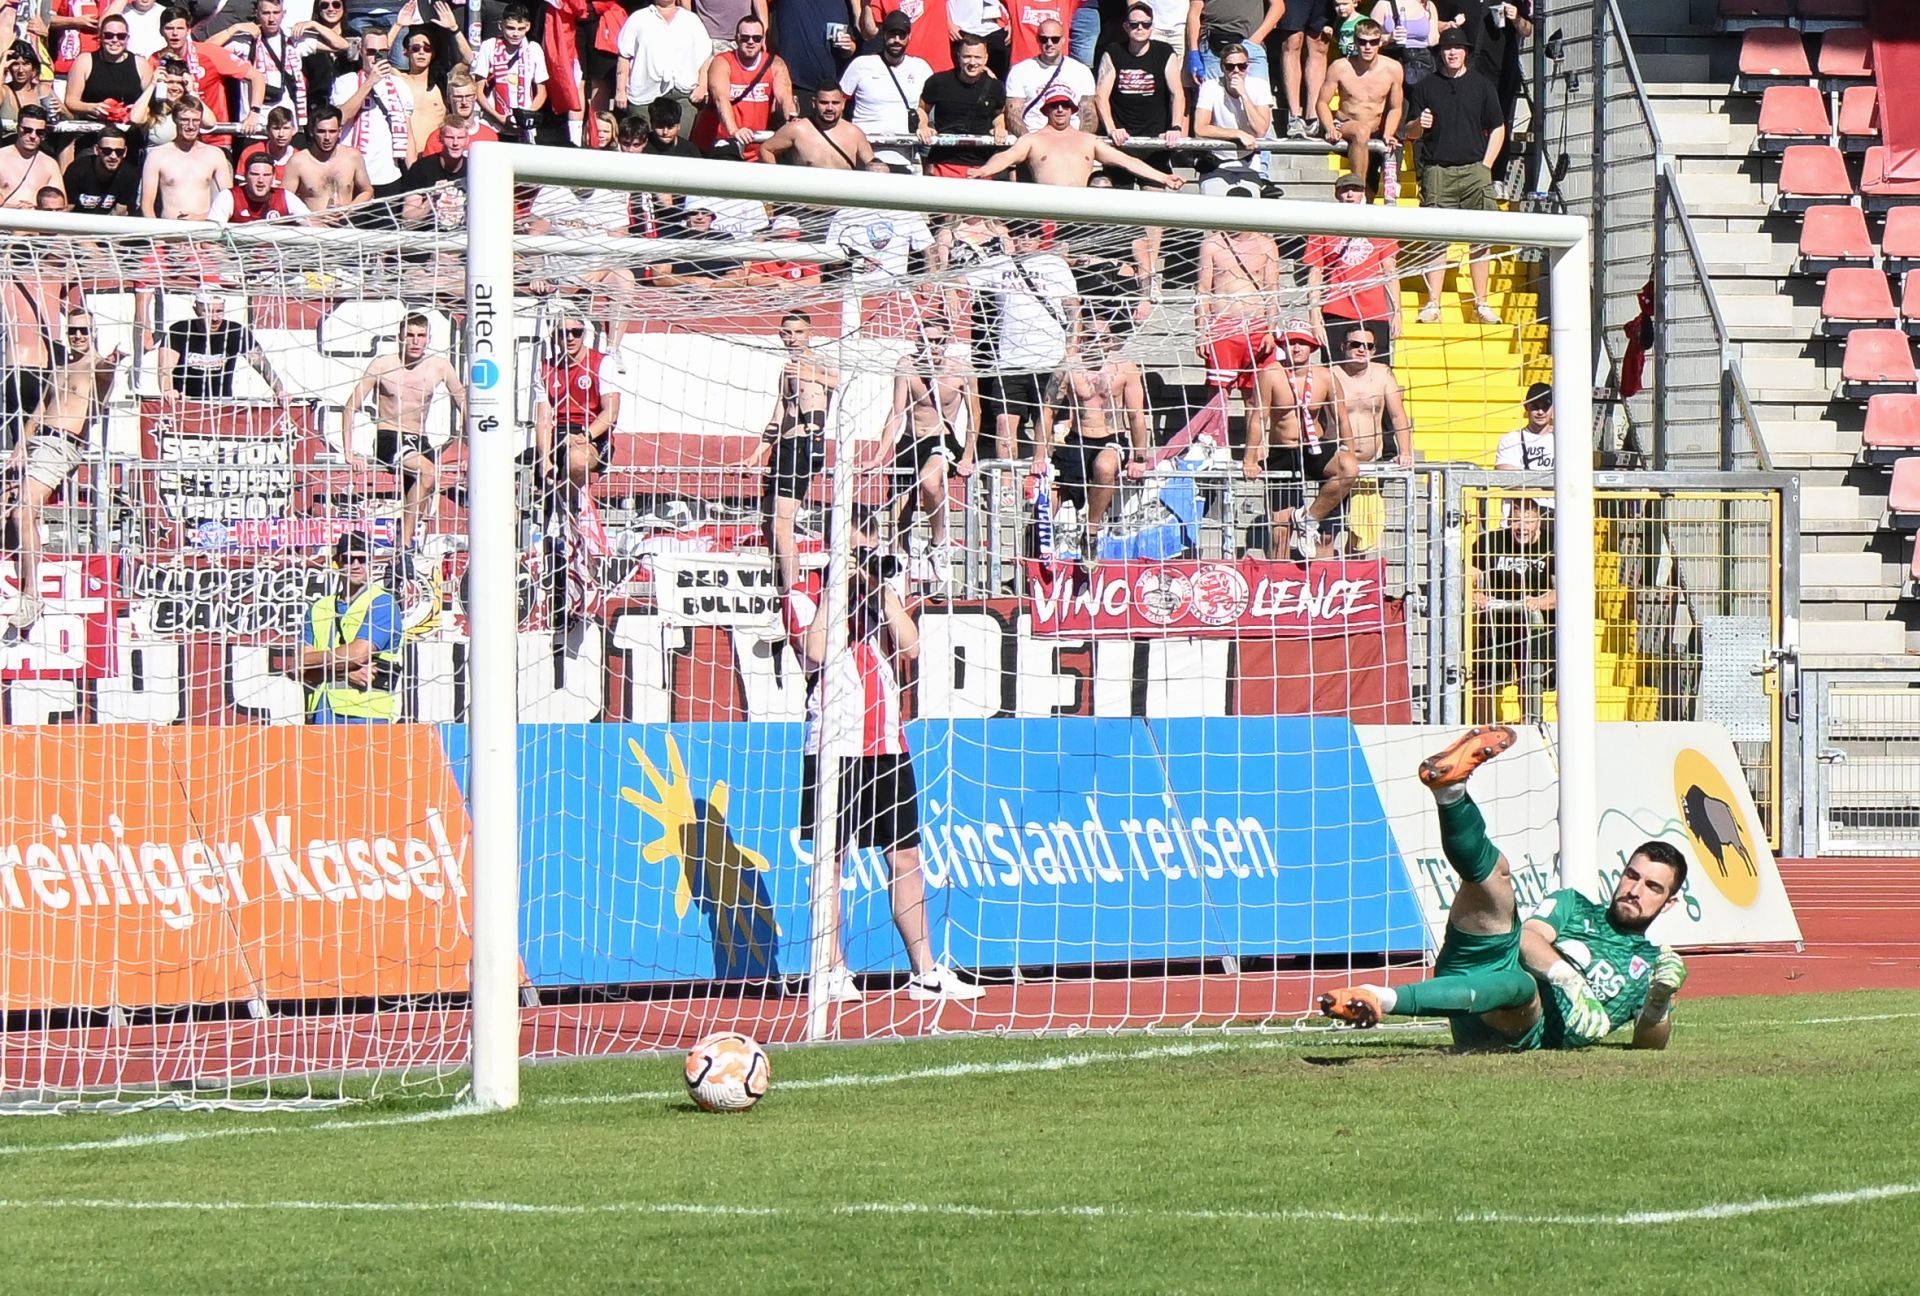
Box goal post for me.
[461,143,1596,1112]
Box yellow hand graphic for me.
[620,734,698,917]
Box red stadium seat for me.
[1816,28,1873,89]
[1797,204,1874,273]
[1840,328,1919,399]
[1837,85,1879,152]
[1821,267,1897,334]
[1889,455,1920,529]
[1860,147,1920,211]
[1862,393,1920,464]
[1757,86,1832,151]
[1885,207,1920,273]
[1776,144,1853,211]
[1737,28,1813,91]
[1903,271,1920,336]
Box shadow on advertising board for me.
[439,717,1426,988]
[0,725,472,1011]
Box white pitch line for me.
[0,1104,481,1159]
[1,1180,1917,1228]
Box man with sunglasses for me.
[1327,325,1410,468]
[3,311,122,646]
[63,125,141,214]
[0,106,62,211]
[1005,17,1092,135]
[692,15,794,160]
[534,313,620,497]
[63,14,153,124]
[839,9,931,173]
[1094,5,1183,161]
[1191,41,1271,194]
[1314,15,1402,192]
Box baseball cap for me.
[769,214,802,236]
[1038,86,1078,110]
[333,531,375,564]
[1280,318,1319,348]
[879,9,911,34]
[1524,381,1554,411]
[1333,174,1366,194]
[1436,26,1471,50]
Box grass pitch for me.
[3,990,1918,1294]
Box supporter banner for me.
[191,516,400,553]
[0,726,472,1010]
[439,718,1426,986]
[649,553,783,628]
[138,403,309,547]
[1026,559,1389,639]
[1355,723,1801,950]
[0,557,122,681]
[126,557,333,638]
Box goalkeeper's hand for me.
[1642,947,1687,1017]
[1545,960,1613,1044]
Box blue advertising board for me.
[440,718,1426,987]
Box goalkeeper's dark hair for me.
[1632,840,1689,891]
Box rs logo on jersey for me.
[1587,959,1626,1000]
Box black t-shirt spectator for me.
[672,230,740,280]
[1405,68,1503,168]
[920,69,1005,169]
[165,319,258,399]
[395,152,468,194]
[643,133,703,161]
[64,153,142,215]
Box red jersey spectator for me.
[692,16,794,159]
[213,152,313,221]
[535,317,621,487]
[1007,0,1076,65]
[1305,174,1403,362]
[861,0,953,72]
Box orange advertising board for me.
[0,725,472,1011]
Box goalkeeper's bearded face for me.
[1607,855,1683,934]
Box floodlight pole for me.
[466,142,522,1111]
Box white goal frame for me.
[461,142,1596,1112]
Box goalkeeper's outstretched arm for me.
[1631,949,1687,1051]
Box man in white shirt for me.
[827,162,936,285]
[1004,17,1094,133]
[1495,382,1555,471]
[333,31,415,192]
[967,219,1079,462]
[839,10,931,172]
[1191,41,1273,194]
[615,0,709,130]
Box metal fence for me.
[1543,0,1770,471]
[1802,670,1920,857]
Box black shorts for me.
[1278,0,1332,34]
[767,431,825,503]
[1051,434,1125,508]
[982,371,1046,438]
[906,429,966,478]
[552,423,610,474]
[1,367,51,449]
[576,17,617,83]
[1104,149,1171,189]
[1266,439,1345,520]
[799,752,922,852]
[375,426,437,470]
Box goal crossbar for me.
[461,142,1597,1112]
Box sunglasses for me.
[1124,19,1151,28]
[1345,339,1374,349]
[96,145,127,156]
[407,41,433,51]
[737,31,764,40]
[67,325,93,335]
[15,124,44,135]
[1355,36,1382,45]
[561,327,585,337]
[1222,60,1248,69]
[1037,34,1062,42]
[101,29,128,38]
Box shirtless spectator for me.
[0,254,74,454]
[139,99,232,219]
[63,126,140,215]
[341,313,465,560]
[284,105,376,218]
[211,151,313,221]
[162,292,290,405]
[335,31,416,196]
[972,89,1183,189]
[237,106,299,187]
[3,311,122,646]
[873,314,976,582]
[1328,325,1411,466]
[0,108,62,211]
[759,85,874,169]
[1195,223,1280,435]
[1314,16,1402,190]
[1005,18,1093,134]
[744,310,841,593]
[1249,319,1356,560]
[1305,173,1403,361]
[1035,317,1149,562]
[149,7,267,134]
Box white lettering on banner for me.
[1027,558,1388,640]
[790,798,1283,892]
[151,431,295,527]
[650,554,783,628]
[0,558,123,681]
[0,811,466,931]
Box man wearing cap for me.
[295,533,404,723]
[971,87,1183,188]
[1250,318,1356,560]
[1305,173,1402,364]
[839,10,933,172]
[1496,382,1555,471]
[1403,26,1504,325]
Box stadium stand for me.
[1819,267,1896,336]
[1837,85,1879,152]
[1861,394,1920,465]
[1775,143,1854,211]
[1859,146,1920,211]
[1796,203,1874,272]
[1736,27,1814,91]
[1839,328,1918,400]
[1815,27,1873,91]
[1884,206,1920,273]
[1889,455,1920,529]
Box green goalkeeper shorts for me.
[1432,924,1548,1053]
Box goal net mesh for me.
[0,180,1560,1107]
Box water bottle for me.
[1033,480,1054,559]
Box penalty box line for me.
[1,1180,1918,1228]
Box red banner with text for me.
[1024,559,1389,639]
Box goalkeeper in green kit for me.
[1319,726,1691,1050]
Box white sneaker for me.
[906,964,986,1002]
[1289,514,1321,561]
[1417,302,1442,324]
[819,965,864,1004]
[927,543,954,587]
[1473,303,1503,326]
[7,591,43,632]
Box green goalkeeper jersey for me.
[1529,888,1666,1048]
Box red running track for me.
[6,859,1918,1095]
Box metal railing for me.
[1544,0,1771,471]
[1802,669,1920,856]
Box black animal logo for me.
[1682,785,1757,878]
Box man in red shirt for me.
[217,151,311,222]
[861,0,953,73]
[236,106,298,187]
[693,14,794,160]
[1304,174,1403,364]
[534,313,621,490]
[150,6,266,132]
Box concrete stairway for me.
[1621,8,1919,660]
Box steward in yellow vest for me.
[298,532,403,723]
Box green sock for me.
[1391,969,1539,1017]
[1436,793,1502,884]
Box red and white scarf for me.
[250,30,309,127]
[351,74,412,163]
[483,38,533,117]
